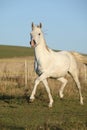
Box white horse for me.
[30,22,83,107]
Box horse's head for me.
[30,22,43,47]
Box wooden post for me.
[25,60,28,88]
[84,64,87,81]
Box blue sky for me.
[0,0,87,53]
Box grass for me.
[0,45,34,58]
[0,94,87,130]
[0,79,87,130]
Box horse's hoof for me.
[59,92,64,99]
[48,103,53,108]
[48,104,52,108]
[29,97,35,103]
[80,97,84,105]
[80,101,84,105]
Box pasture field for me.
[0,88,87,130]
[0,45,34,58]
[0,45,87,130]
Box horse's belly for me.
[48,60,70,78]
[49,66,68,78]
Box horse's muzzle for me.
[30,40,36,47]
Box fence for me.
[0,57,37,96]
[0,57,87,97]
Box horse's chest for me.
[35,58,49,75]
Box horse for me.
[29,22,83,107]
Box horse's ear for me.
[32,22,34,30]
[40,23,42,28]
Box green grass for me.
[0,45,34,58]
[0,94,87,130]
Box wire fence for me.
[0,58,37,96]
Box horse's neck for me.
[35,39,50,59]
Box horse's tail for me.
[71,51,87,65]
[71,51,87,81]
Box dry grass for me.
[0,56,87,98]
[0,57,35,96]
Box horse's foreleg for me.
[30,77,40,102]
[58,77,68,99]
[30,73,53,107]
[30,74,46,101]
[42,79,53,107]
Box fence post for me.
[84,64,87,81]
[25,60,28,88]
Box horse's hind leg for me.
[69,71,83,105]
[58,77,68,99]
[42,79,53,107]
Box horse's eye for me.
[38,33,41,36]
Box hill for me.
[0,45,34,58]
[0,45,86,59]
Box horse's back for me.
[59,51,79,74]
[53,50,79,72]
